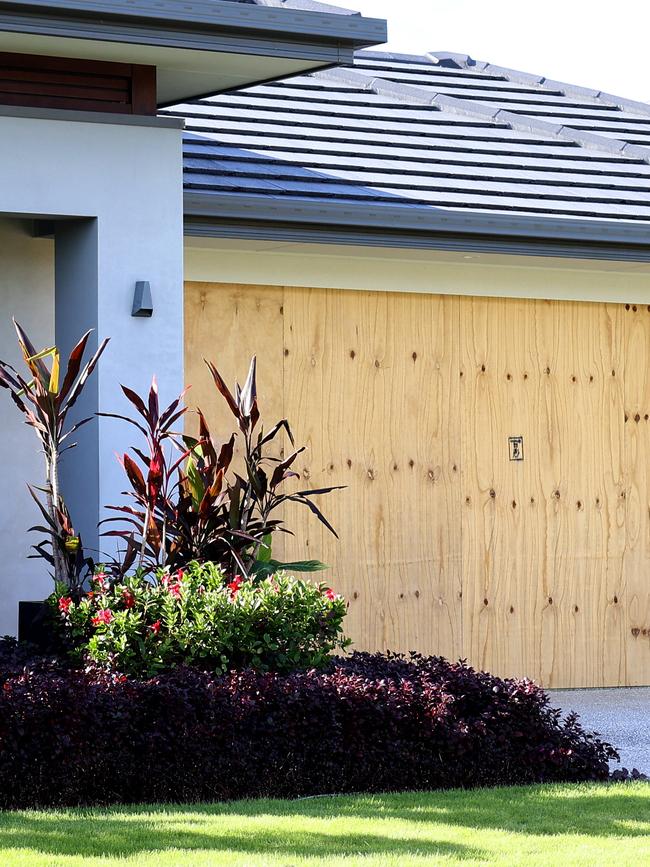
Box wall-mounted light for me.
[132,281,153,317]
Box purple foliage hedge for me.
[0,643,617,808]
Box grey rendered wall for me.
[0,112,184,634]
[0,220,55,630]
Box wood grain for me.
[461,297,626,686]
[282,286,463,659]
[185,281,650,687]
[622,304,650,686]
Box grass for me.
[0,783,647,866]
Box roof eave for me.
[0,1,387,101]
[183,192,650,263]
[0,0,387,48]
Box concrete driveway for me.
[550,687,650,773]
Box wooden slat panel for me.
[0,69,129,90]
[0,51,156,115]
[131,65,158,117]
[0,51,135,76]
[0,80,130,101]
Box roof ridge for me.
[429,51,650,122]
[319,63,650,164]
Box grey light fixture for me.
[132,281,153,317]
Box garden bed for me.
[0,641,617,809]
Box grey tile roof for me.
[166,49,650,225]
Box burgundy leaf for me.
[57,330,92,404]
[205,359,240,419]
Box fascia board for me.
[0,1,388,47]
[183,191,650,251]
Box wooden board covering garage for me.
[186,281,650,688]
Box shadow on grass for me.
[0,816,483,862]
[0,784,647,861]
[289,785,650,838]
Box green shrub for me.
[49,562,350,677]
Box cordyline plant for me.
[0,320,109,592]
[103,357,343,578]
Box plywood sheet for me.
[185,281,649,687]
[282,286,463,659]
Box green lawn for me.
[0,783,647,866]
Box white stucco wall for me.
[0,112,184,634]
[185,238,650,305]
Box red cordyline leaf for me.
[204,360,240,419]
[257,418,295,452]
[0,363,22,393]
[270,447,305,489]
[148,376,160,430]
[218,434,236,471]
[12,319,50,385]
[61,337,109,418]
[121,385,149,420]
[159,387,190,429]
[57,330,92,405]
[120,453,146,497]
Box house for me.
[1,2,650,689]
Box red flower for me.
[176,569,185,582]
[149,620,161,635]
[93,572,109,592]
[122,589,136,609]
[161,573,182,597]
[58,596,73,615]
[91,609,113,627]
[227,575,244,597]
[86,590,95,600]
[323,588,337,601]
